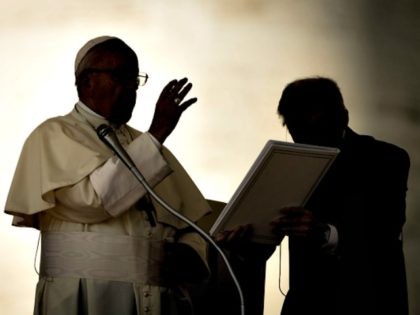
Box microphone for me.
[96,124,245,315]
[97,124,139,175]
[96,124,156,226]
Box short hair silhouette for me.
[277,77,347,121]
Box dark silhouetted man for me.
[273,77,409,315]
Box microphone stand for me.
[97,124,245,315]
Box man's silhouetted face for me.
[80,48,139,125]
[278,78,349,148]
[284,107,347,147]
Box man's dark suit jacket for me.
[282,127,410,315]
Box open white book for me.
[209,140,340,244]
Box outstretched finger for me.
[179,97,197,112]
[172,78,188,94]
[178,82,193,101]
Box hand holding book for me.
[210,140,339,244]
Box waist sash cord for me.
[40,231,167,285]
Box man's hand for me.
[215,224,276,260]
[215,224,254,248]
[270,207,329,242]
[148,78,197,144]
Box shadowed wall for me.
[0,1,418,314]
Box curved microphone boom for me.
[96,124,246,315]
[97,124,157,226]
[97,124,140,176]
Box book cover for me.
[210,140,339,243]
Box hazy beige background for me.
[1,1,419,314]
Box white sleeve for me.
[89,132,172,217]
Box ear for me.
[336,109,349,129]
[342,109,349,127]
[78,73,95,100]
[81,74,92,90]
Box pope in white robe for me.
[5,36,211,315]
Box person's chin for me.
[110,114,131,126]
[110,103,135,125]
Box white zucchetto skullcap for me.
[74,35,116,75]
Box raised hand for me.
[148,78,197,144]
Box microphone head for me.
[95,123,137,171]
[96,124,113,141]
